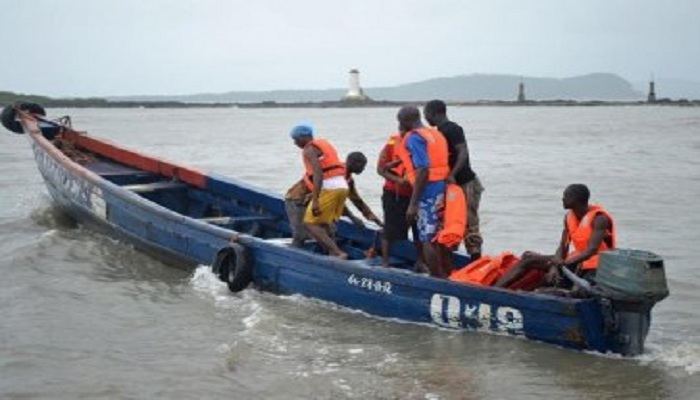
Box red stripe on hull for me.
[65,130,208,188]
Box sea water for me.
[0,106,698,399]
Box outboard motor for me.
[594,249,669,356]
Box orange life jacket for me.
[449,251,520,286]
[386,133,408,178]
[449,251,544,291]
[434,183,467,248]
[302,138,346,191]
[380,134,412,197]
[565,205,616,270]
[396,127,450,184]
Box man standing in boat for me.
[377,132,424,269]
[395,106,452,277]
[424,100,484,261]
[494,184,616,289]
[289,123,350,259]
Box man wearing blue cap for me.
[285,123,314,247]
[288,123,350,258]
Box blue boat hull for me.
[20,116,629,355]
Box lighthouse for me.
[647,79,657,104]
[517,80,526,103]
[342,69,371,102]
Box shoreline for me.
[32,99,700,109]
[235,99,700,108]
[3,97,699,109]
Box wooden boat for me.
[2,103,668,356]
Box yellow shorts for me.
[304,188,349,224]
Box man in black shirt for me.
[424,99,484,260]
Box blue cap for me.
[290,122,314,139]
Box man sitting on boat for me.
[290,122,350,259]
[493,183,616,290]
[395,106,452,277]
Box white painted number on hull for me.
[430,294,524,333]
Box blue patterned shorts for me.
[417,184,445,242]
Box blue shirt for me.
[405,131,446,201]
[406,132,430,169]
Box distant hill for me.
[11,73,698,107]
[368,73,642,101]
[109,73,644,103]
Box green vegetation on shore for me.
[0,91,233,108]
[1,91,109,107]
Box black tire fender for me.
[1,102,46,134]
[212,243,253,292]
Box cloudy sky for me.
[1,0,698,97]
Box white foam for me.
[333,378,353,394]
[189,265,256,310]
[640,342,700,375]
[40,229,57,238]
[189,265,266,332]
[190,265,229,298]
[242,306,262,329]
[215,343,233,354]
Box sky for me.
[1,0,698,97]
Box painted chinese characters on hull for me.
[33,142,106,219]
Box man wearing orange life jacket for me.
[424,100,484,261]
[289,122,350,259]
[495,184,616,289]
[395,106,452,278]
[286,147,381,250]
[377,132,423,268]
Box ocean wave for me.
[640,342,700,375]
[29,205,77,230]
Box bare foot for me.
[414,262,430,274]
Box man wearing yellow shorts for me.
[304,184,349,224]
[290,123,349,259]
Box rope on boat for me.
[53,137,97,165]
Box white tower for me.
[343,69,370,101]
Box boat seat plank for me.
[122,181,188,193]
[197,215,278,225]
[186,189,283,225]
[86,160,146,176]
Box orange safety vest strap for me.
[434,183,468,248]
